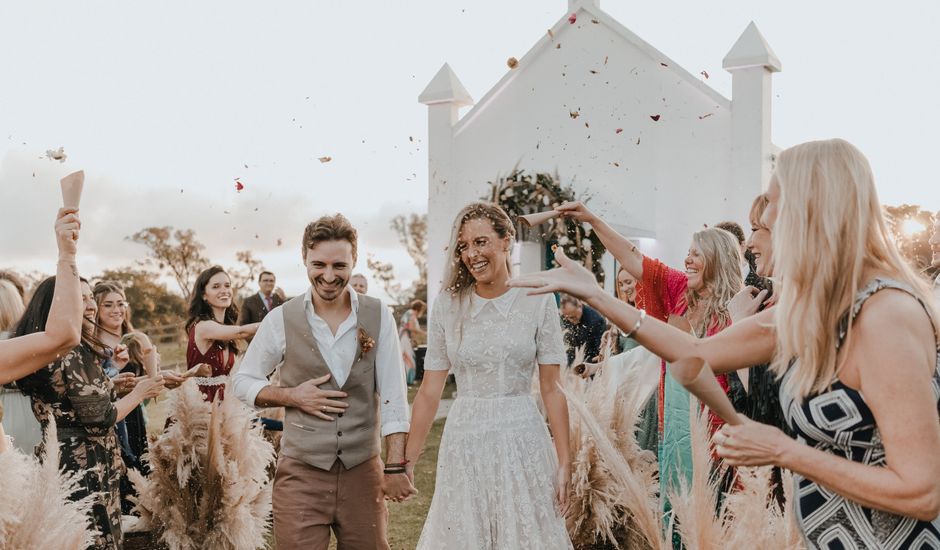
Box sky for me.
[1,1,938,300]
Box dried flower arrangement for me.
[0,418,96,550]
[130,380,275,550]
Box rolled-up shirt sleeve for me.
[375,305,410,436]
[231,309,286,409]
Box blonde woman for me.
[512,139,940,547]
[0,278,43,454]
[406,202,572,549]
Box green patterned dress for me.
[19,343,125,550]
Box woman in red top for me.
[185,266,259,401]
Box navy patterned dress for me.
[781,278,940,549]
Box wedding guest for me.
[232,214,414,549]
[399,300,426,385]
[18,277,165,549]
[553,200,743,513]
[350,273,369,295]
[559,294,607,365]
[513,139,940,548]
[0,279,43,454]
[238,271,284,328]
[0,208,83,386]
[407,202,572,549]
[186,266,259,402]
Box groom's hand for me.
[382,473,418,503]
[288,374,349,421]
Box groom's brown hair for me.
[302,213,358,262]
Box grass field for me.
[148,341,451,550]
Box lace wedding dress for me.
[417,287,573,549]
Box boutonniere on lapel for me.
[357,327,376,362]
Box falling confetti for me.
[660,62,668,67]
[276,238,283,246]
[45,147,67,163]
[409,136,414,142]
[615,128,623,134]
[649,115,661,122]
[613,162,620,167]
[636,137,641,145]
[569,110,580,119]
[235,180,244,192]
[698,113,714,120]
[244,163,249,169]
[591,19,599,24]
[604,56,608,65]
[556,43,561,49]
[547,29,554,40]
[700,70,709,79]
[318,156,332,163]
[507,57,519,69]
[568,13,577,24]
[589,69,598,74]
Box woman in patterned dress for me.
[185,266,259,402]
[17,277,165,549]
[512,138,940,548]
[406,202,572,549]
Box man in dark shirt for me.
[559,294,608,366]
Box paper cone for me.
[60,170,84,209]
[518,210,559,228]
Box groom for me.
[232,213,415,549]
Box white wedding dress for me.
[417,288,573,549]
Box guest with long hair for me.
[399,299,426,385]
[407,202,572,548]
[0,278,44,454]
[17,276,165,549]
[186,266,259,402]
[554,200,743,501]
[512,139,940,547]
[0,208,83,386]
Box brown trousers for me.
[272,454,390,550]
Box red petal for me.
[235,181,244,191]
[568,13,577,24]
[615,128,623,134]
[649,115,661,121]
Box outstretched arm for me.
[195,319,259,343]
[555,201,644,280]
[509,247,776,374]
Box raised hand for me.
[554,200,598,223]
[54,207,81,258]
[112,371,138,396]
[289,373,349,420]
[131,374,165,400]
[713,416,791,467]
[508,246,603,303]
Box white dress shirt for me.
[232,285,410,436]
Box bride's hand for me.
[508,247,603,303]
[554,464,571,518]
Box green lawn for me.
[148,341,452,549]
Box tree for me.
[366,214,429,305]
[367,254,409,304]
[97,267,187,331]
[883,204,936,275]
[128,227,209,300]
[391,214,428,287]
[227,250,264,298]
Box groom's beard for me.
[313,276,348,302]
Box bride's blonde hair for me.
[771,138,939,399]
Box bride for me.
[405,202,573,549]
